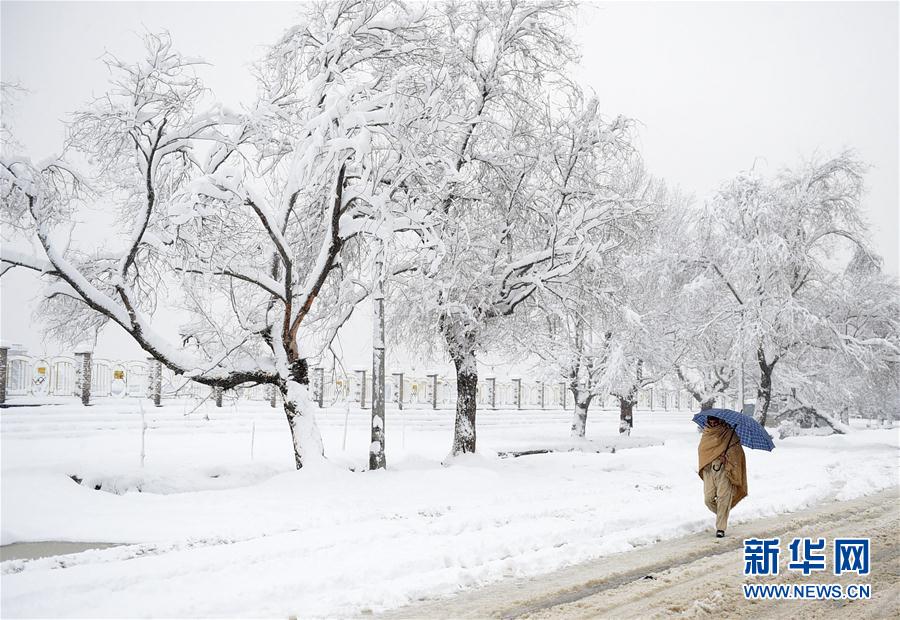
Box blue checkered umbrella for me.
[692,408,775,451]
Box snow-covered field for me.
[1,399,898,618]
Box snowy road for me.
[384,486,900,619]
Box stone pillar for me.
[392,372,404,410]
[356,369,367,409]
[512,378,522,410]
[315,366,325,408]
[486,377,496,409]
[146,358,162,407]
[311,367,320,407]
[427,373,438,409]
[75,351,92,406]
[0,346,8,405]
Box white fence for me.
[0,350,738,411]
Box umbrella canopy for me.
[692,408,775,451]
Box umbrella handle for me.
[717,428,739,464]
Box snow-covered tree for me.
[519,181,667,439]
[830,249,900,422]
[516,272,615,438]
[673,332,739,411]
[390,0,568,454]
[600,250,673,435]
[697,152,875,426]
[772,246,899,431]
[669,270,742,411]
[393,61,648,455]
[645,200,743,412]
[1,2,439,469]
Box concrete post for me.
[355,369,367,409]
[75,351,92,406]
[0,346,7,405]
[146,358,162,407]
[311,367,321,407]
[392,372,404,410]
[316,367,325,408]
[427,373,438,409]
[0,346,9,406]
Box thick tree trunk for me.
[370,241,386,470]
[279,358,325,470]
[700,399,715,410]
[452,354,478,455]
[618,397,634,435]
[443,319,478,457]
[571,399,590,438]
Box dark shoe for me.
[716,530,725,538]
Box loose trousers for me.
[702,458,734,531]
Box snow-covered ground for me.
[1,399,897,618]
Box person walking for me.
[698,416,748,537]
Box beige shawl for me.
[698,423,748,508]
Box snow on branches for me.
[1,2,443,468]
[389,0,655,455]
[2,2,895,470]
[692,152,889,426]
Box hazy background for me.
[2,1,897,368]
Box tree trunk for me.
[279,358,325,470]
[756,369,772,427]
[370,240,386,470]
[452,354,478,455]
[700,399,715,411]
[571,398,590,438]
[443,318,478,457]
[839,407,849,425]
[618,397,634,435]
[756,347,777,427]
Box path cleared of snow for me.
[1,400,897,617]
[384,487,899,619]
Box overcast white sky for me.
[1,1,898,363]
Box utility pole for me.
[370,236,387,470]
